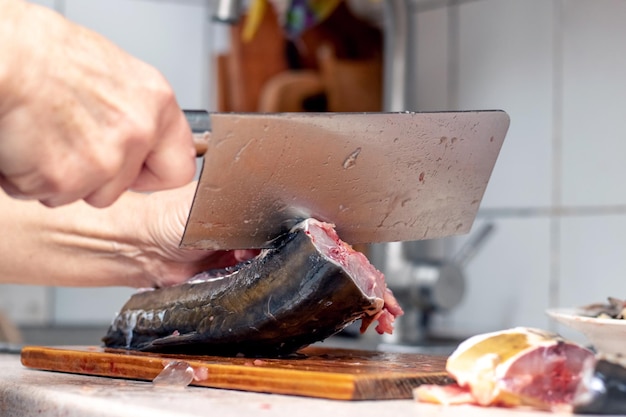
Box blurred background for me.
[2,0,626,350]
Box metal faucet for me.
[382,0,414,112]
[213,0,243,24]
[380,223,495,345]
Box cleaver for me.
[180,111,509,250]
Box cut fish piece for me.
[415,327,594,410]
[103,218,403,356]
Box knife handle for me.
[184,109,211,157]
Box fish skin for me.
[573,357,626,414]
[102,222,383,357]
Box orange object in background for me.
[215,1,382,114]
[216,5,288,112]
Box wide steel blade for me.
[180,111,509,249]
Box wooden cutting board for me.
[20,345,451,401]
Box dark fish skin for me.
[102,220,385,357]
[573,358,626,415]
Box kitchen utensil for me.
[21,345,451,400]
[182,110,509,249]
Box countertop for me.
[0,353,605,417]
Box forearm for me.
[0,189,154,287]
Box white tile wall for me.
[455,0,554,209]
[0,285,50,325]
[53,287,135,325]
[561,0,626,206]
[431,218,552,337]
[415,0,626,345]
[558,215,626,311]
[554,214,626,345]
[64,0,211,109]
[413,7,449,111]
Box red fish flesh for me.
[415,327,595,411]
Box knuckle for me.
[92,154,123,180]
[13,169,55,196]
[135,120,157,142]
[147,77,178,116]
[145,69,175,102]
[37,166,75,195]
[120,106,160,145]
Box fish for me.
[414,327,595,411]
[573,354,626,414]
[415,327,626,414]
[102,218,403,357]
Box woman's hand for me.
[138,183,259,287]
[0,0,196,208]
[0,183,257,288]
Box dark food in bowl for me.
[579,297,626,319]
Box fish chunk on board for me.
[415,327,626,414]
[103,218,403,357]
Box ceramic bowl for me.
[547,308,626,355]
